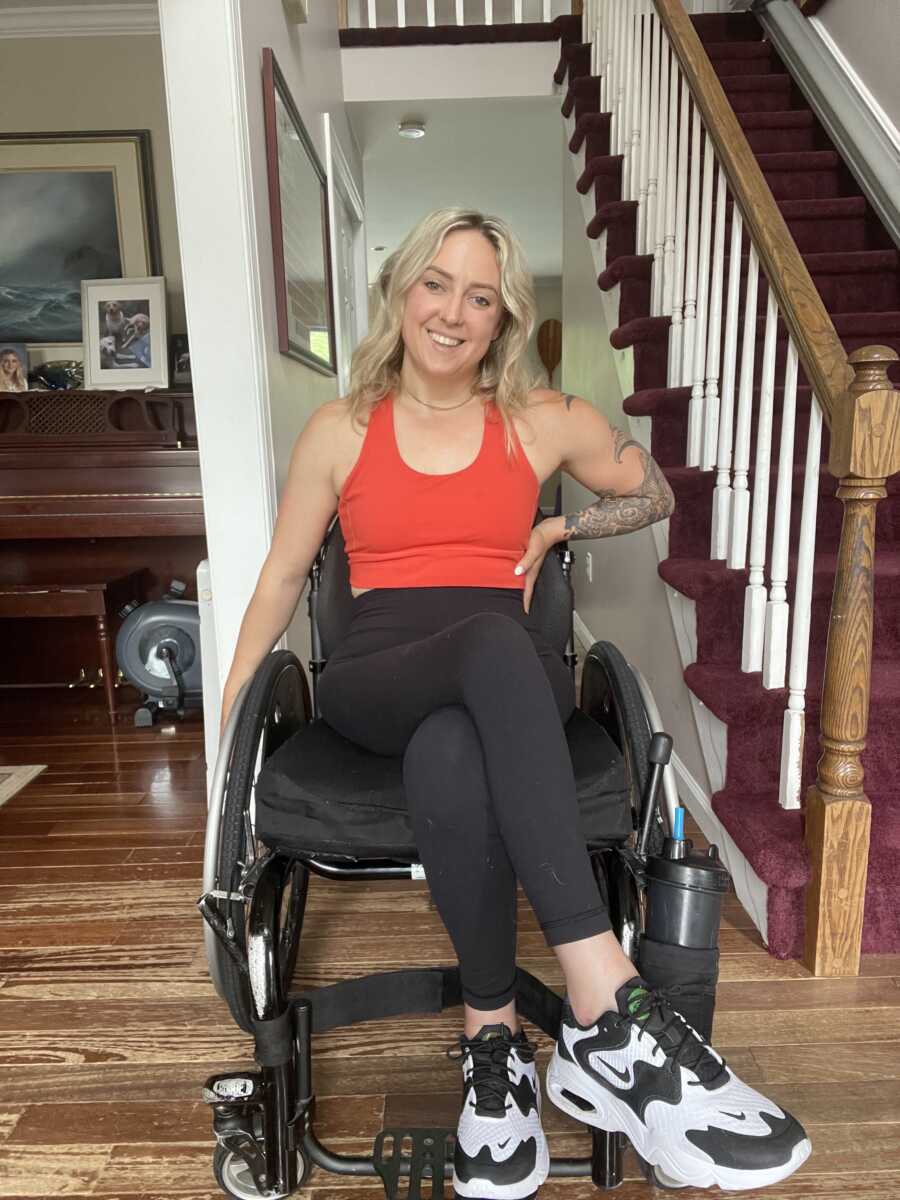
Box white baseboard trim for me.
[0,4,159,38]
[573,609,593,656]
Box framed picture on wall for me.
[0,131,161,347]
[81,276,168,390]
[262,48,337,376]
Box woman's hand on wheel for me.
[514,521,560,614]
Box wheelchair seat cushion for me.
[254,707,635,860]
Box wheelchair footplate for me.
[373,1128,455,1200]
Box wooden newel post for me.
[804,345,900,975]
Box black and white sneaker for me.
[546,978,811,1191]
[448,1023,549,1199]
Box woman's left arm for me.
[515,392,675,610]
[549,392,675,542]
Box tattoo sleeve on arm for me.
[562,425,675,540]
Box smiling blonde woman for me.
[221,207,810,1198]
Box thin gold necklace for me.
[400,384,477,412]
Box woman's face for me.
[400,228,505,383]
[1,352,20,374]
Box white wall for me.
[0,33,186,335]
[342,42,559,102]
[813,0,900,133]
[159,0,362,732]
[560,140,710,791]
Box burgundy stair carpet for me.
[556,10,900,957]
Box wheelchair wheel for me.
[212,650,310,1032]
[213,1143,310,1198]
[580,641,665,859]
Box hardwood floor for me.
[0,703,898,1199]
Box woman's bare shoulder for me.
[308,395,367,438]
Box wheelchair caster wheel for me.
[213,1144,310,1198]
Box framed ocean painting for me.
[0,131,161,347]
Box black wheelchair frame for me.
[199,518,676,1200]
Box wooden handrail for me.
[653,0,853,424]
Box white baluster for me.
[485,0,493,24]
[644,13,661,257]
[595,0,605,81]
[637,8,652,247]
[619,0,634,195]
[607,0,621,150]
[652,34,670,316]
[514,0,523,23]
[687,132,715,466]
[396,0,406,26]
[599,0,611,110]
[711,204,743,558]
[680,104,702,389]
[613,0,629,158]
[669,73,690,386]
[628,0,643,201]
[780,393,823,809]
[728,243,759,569]
[701,163,727,471]
[427,0,436,25]
[662,41,679,316]
[543,0,551,20]
[742,287,779,672]
[458,0,466,24]
[764,339,799,688]
[367,0,376,28]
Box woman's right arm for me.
[219,400,345,733]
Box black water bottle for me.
[645,809,731,949]
[639,807,731,1039]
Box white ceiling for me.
[347,95,563,284]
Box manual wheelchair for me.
[199,511,685,1200]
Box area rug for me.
[0,765,47,807]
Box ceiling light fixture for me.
[397,121,426,140]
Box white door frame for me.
[323,112,368,395]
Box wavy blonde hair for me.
[347,207,542,458]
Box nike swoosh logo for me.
[721,1111,747,1122]
[497,1138,511,1149]
[596,1057,632,1085]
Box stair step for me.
[561,73,599,120]
[568,111,610,155]
[690,12,764,42]
[733,249,900,314]
[737,109,825,154]
[659,553,900,669]
[711,789,807,891]
[754,150,849,200]
[711,788,900,958]
[768,197,880,254]
[719,73,795,112]
[554,40,590,87]
[663,463,900,559]
[706,40,780,76]
[626,383,827,470]
[686,658,900,805]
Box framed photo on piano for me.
[81,276,168,390]
[262,48,337,376]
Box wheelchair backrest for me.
[312,511,573,663]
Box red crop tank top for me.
[338,391,540,590]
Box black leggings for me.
[317,587,611,1010]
